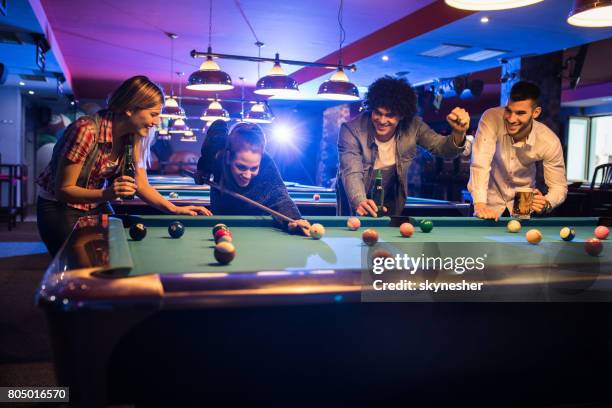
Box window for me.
[566,117,589,181]
[589,116,612,178]
[566,115,612,183]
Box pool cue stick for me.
[181,170,297,224]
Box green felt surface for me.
[109,216,610,276]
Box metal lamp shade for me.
[568,0,612,27]
[254,75,299,97]
[444,0,543,10]
[200,101,231,122]
[187,69,234,91]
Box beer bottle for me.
[121,143,136,200]
[370,169,384,216]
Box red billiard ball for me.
[212,224,229,237]
[217,234,233,243]
[399,223,414,238]
[214,229,232,242]
[362,229,379,246]
[585,237,603,257]
[371,249,392,265]
[595,226,609,240]
[347,217,361,231]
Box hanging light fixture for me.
[318,68,359,101]
[200,100,231,122]
[318,0,359,101]
[180,129,198,142]
[254,53,300,97]
[568,0,612,27]
[156,127,172,140]
[169,118,190,134]
[186,0,234,91]
[161,33,186,119]
[444,0,543,10]
[162,96,186,119]
[244,102,274,124]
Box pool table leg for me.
[45,307,157,408]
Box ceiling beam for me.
[291,0,475,84]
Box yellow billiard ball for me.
[507,219,521,233]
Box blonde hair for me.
[107,76,164,169]
[107,75,164,113]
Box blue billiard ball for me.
[168,221,185,239]
[560,227,576,242]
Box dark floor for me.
[0,220,61,407]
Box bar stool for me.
[0,164,28,230]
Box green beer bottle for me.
[121,143,136,200]
[371,169,384,216]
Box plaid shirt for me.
[37,111,117,211]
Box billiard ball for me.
[585,237,603,257]
[168,221,185,239]
[526,229,542,245]
[362,229,378,246]
[212,224,229,237]
[420,220,433,233]
[507,219,521,233]
[399,223,414,238]
[313,193,321,201]
[129,223,147,241]
[214,242,236,264]
[347,217,361,231]
[213,223,228,232]
[169,191,179,199]
[595,226,609,240]
[371,249,392,265]
[214,229,232,242]
[216,234,233,243]
[309,223,326,240]
[559,227,576,242]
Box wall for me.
[0,87,24,209]
[0,87,23,164]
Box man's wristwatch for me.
[543,200,553,214]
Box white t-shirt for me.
[374,137,396,170]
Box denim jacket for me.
[336,112,466,216]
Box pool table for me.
[37,215,612,406]
[113,176,471,216]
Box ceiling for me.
[2,0,612,104]
[0,0,67,99]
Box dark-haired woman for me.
[37,75,211,256]
[204,120,310,235]
[336,75,471,217]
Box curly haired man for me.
[336,76,471,216]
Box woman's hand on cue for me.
[289,219,311,236]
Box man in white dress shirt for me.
[468,81,567,220]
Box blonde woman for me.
[37,76,211,256]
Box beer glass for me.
[512,187,534,219]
